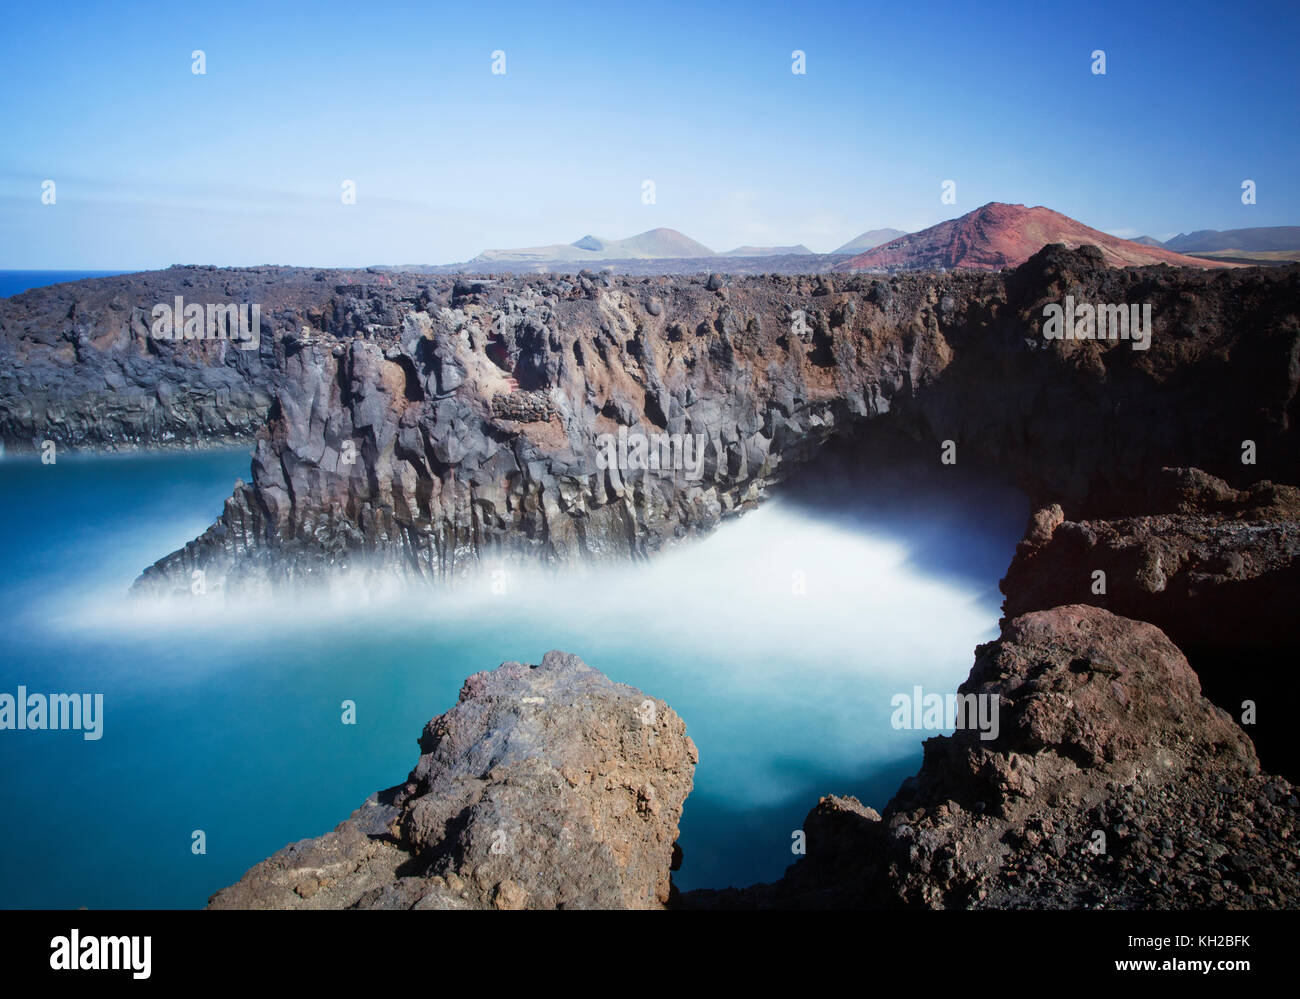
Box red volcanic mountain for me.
[835,203,1234,272]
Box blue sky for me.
[1,0,1297,268]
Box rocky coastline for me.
[684,604,1297,909]
[209,605,1300,910]
[3,248,1298,908]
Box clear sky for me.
[1,0,1297,268]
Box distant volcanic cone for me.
[835,203,1236,272]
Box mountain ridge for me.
[1165,226,1300,253]
[462,210,1279,273]
[720,244,814,257]
[831,228,907,254]
[471,227,716,263]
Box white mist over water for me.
[58,499,994,690]
[54,495,1008,805]
[1,448,1027,901]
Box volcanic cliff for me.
[3,247,1298,908]
[102,246,1297,601]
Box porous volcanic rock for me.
[8,251,1300,912]
[1001,467,1300,778]
[208,651,697,910]
[681,606,1300,909]
[1002,468,1300,651]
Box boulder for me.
[208,651,697,910]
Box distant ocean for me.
[0,270,132,297]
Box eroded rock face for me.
[208,651,696,910]
[1001,467,1300,778]
[0,267,303,450]
[1003,468,1300,650]
[683,606,1299,909]
[116,248,1300,597]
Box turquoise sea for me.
[0,446,1026,908]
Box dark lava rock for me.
[98,253,1300,600]
[680,606,1299,909]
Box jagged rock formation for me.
[1002,468,1300,651]
[681,605,1299,909]
[208,651,697,910]
[999,467,1300,781]
[0,265,421,450]
[125,246,1300,598]
[214,606,1300,910]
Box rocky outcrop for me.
[0,265,445,450]
[124,247,1300,598]
[1000,467,1300,779]
[0,267,276,450]
[208,651,697,910]
[1002,467,1300,650]
[682,606,1300,909]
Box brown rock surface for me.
[1001,467,1300,778]
[682,606,1299,909]
[208,651,696,910]
[7,249,1299,913]
[116,246,1300,598]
